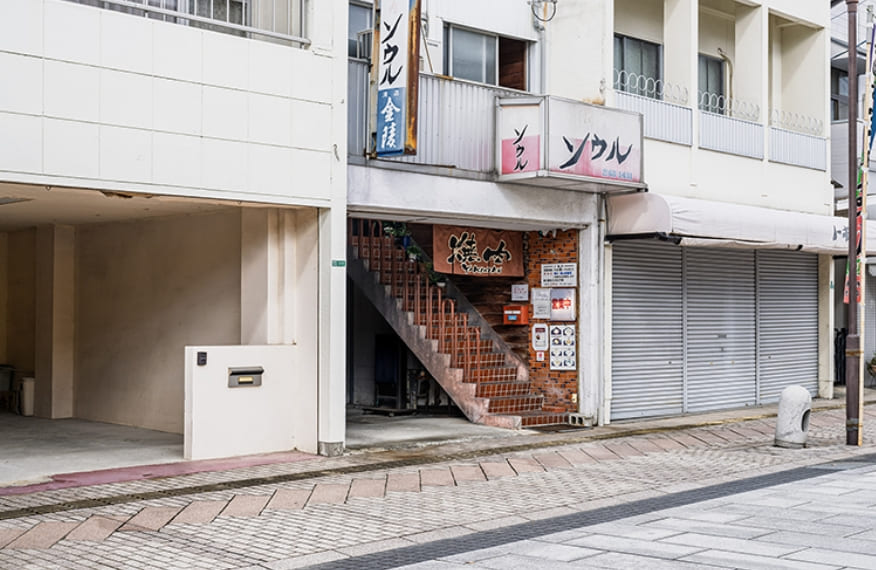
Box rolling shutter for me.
[611,241,683,420]
[685,248,757,412]
[757,250,818,401]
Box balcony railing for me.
[769,127,827,171]
[697,93,763,159]
[68,0,308,46]
[612,71,692,146]
[348,60,529,173]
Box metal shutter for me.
[685,248,757,412]
[757,250,818,402]
[611,241,684,420]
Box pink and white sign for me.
[498,102,541,175]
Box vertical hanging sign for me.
[375,0,421,157]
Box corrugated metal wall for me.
[611,242,684,420]
[611,242,819,421]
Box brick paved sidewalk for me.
[0,405,874,568]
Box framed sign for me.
[550,288,576,321]
[549,325,576,371]
[541,263,577,287]
[532,288,551,319]
[511,284,529,301]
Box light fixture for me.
[530,0,558,23]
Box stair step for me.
[476,381,533,398]
[469,367,520,382]
[487,395,544,414]
[451,353,507,367]
[518,411,569,427]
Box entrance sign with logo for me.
[433,225,524,277]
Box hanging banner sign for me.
[433,225,524,277]
[375,0,421,157]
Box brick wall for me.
[525,230,579,412]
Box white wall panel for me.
[100,69,154,130]
[153,78,202,136]
[0,113,42,173]
[152,22,203,82]
[99,9,153,74]
[99,125,152,183]
[44,118,99,178]
[0,0,43,57]
[249,40,294,97]
[202,86,249,141]
[202,31,250,91]
[249,93,292,147]
[44,0,99,65]
[152,132,202,187]
[202,138,248,191]
[0,53,42,115]
[44,61,99,122]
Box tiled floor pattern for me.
[0,408,873,569]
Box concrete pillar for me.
[34,225,75,419]
[577,197,601,423]
[317,0,348,458]
[546,0,612,103]
[818,253,835,399]
[664,0,695,96]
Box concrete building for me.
[0,0,348,458]
[346,0,844,432]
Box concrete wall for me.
[0,0,337,208]
[3,230,36,377]
[75,211,241,433]
[348,283,393,406]
[615,0,664,44]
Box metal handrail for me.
[68,0,310,47]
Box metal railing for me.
[613,70,688,105]
[769,127,827,171]
[698,91,760,122]
[699,111,764,159]
[347,61,529,172]
[68,0,308,46]
[349,219,482,381]
[614,91,693,146]
[769,109,824,137]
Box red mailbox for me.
[503,305,529,325]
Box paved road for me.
[0,406,874,569]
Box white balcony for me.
[612,71,692,146]
[67,0,307,45]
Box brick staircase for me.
[348,219,567,429]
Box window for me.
[349,2,373,59]
[698,54,725,114]
[614,34,662,98]
[443,26,528,90]
[832,68,849,121]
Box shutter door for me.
[685,248,756,412]
[611,241,683,420]
[757,250,818,402]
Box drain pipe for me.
[596,194,608,426]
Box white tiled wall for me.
[0,0,337,206]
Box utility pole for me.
[847,0,863,446]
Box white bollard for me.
[774,385,812,448]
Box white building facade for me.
[0,0,349,457]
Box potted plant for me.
[868,354,876,377]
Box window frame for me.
[613,33,664,100]
[348,1,373,60]
[831,67,849,121]
[698,53,726,115]
[444,24,499,86]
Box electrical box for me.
[503,305,529,325]
[228,367,264,388]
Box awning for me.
[606,193,868,255]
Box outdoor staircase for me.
[348,219,567,429]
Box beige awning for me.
[607,193,865,255]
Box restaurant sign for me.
[433,225,524,277]
[497,96,643,187]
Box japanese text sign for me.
[376,0,420,157]
[433,225,524,277]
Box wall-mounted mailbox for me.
[228,367,264,388]
[503,305,529,325]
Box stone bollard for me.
[774,385,812,448]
